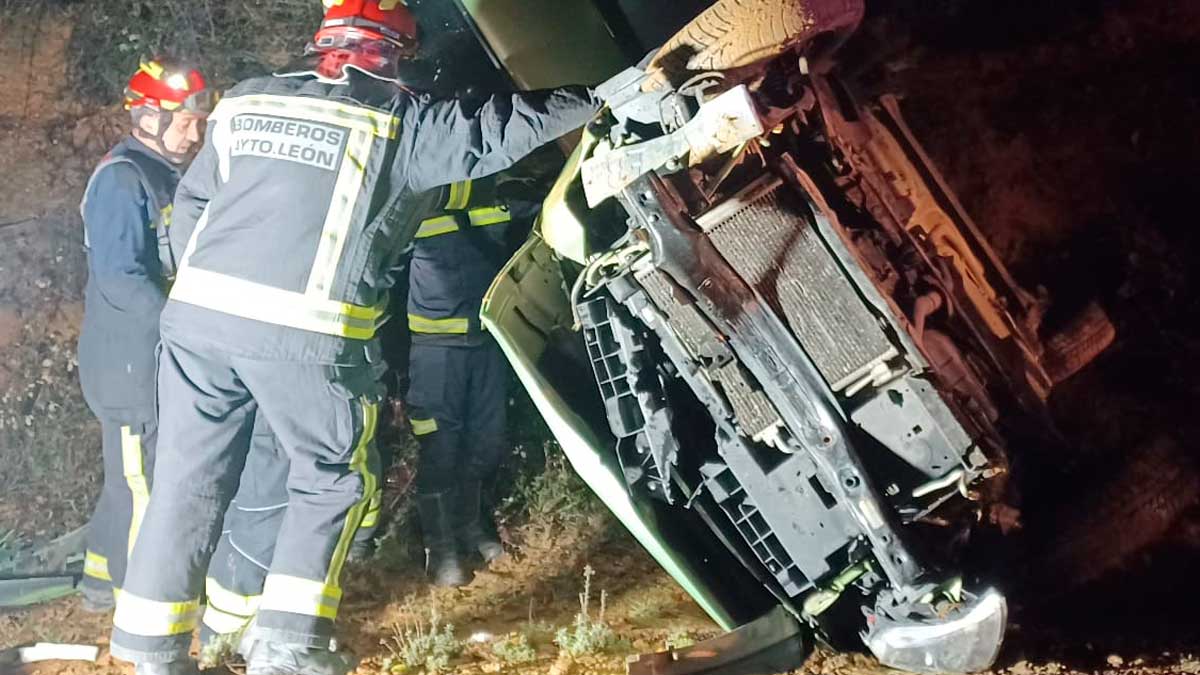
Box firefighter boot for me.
[240,636,357,675]
[457,481,504,564]
[416,492,470,587]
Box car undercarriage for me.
[480,1,1117,672]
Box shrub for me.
[504,442,602,526]
[490,632,538,665]
[554,565,627,658]
[382,603,462,674]
[65,0,321,102]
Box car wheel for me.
[644,0,866,90]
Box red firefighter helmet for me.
[124,57,216,114]
[314,0,418,52]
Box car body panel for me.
[481,235,739,630]
[457,0,629,89]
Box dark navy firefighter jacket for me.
[408,178,536,347]
[78,136,179,419]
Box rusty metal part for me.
[809,74,1064,405]
[919,329,1000,426]
[627,606,807,675]
[698,175,897,390]
[643,0,866,92]
[777,156,1003,441]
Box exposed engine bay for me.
[482,1,1116,671]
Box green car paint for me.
[458,0,629,89]
[537,127,599,264]
[480,233,737,631]
[466,0,747,634]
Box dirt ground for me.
[2,519,1198,675]
[4,0,1200,674]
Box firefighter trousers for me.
[109,334,382,663]
[200,417,382,644]
[80,415,156,598]
[406,340,507,494]
[198,414,286,643]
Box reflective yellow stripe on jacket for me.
[415,215,459,239]
[415,205,512,241]
[170,266,386,340]
[306,128,374,297]
[216,94,400,139]
[410,418,438,436]
[468,205,511,227]
[407,313,469,335]
[84,550,111,582]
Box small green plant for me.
[554,565,627,658]
[0,529,25,572]
[490,632,538,665]
[626,585,677,624]
[664,629,695,651]
[505,443,601,525]
[382,602,462,674]
[198,630,242,670]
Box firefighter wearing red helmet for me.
[75,58,215,612]
[108,0,603,672]
[124,57,217,163]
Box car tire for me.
[644,0,866,90]
[1042,300,1116,385]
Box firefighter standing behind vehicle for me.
[407,178,529,587]
[106,0,603,673]
[76,59,215,610]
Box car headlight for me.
[865,588,1007,674]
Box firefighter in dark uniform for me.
[76,58,215,610]
[107,1,602,673]
[407,179,529,586]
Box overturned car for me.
[477,0,1115,671]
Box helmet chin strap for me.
[134,108,190,165]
